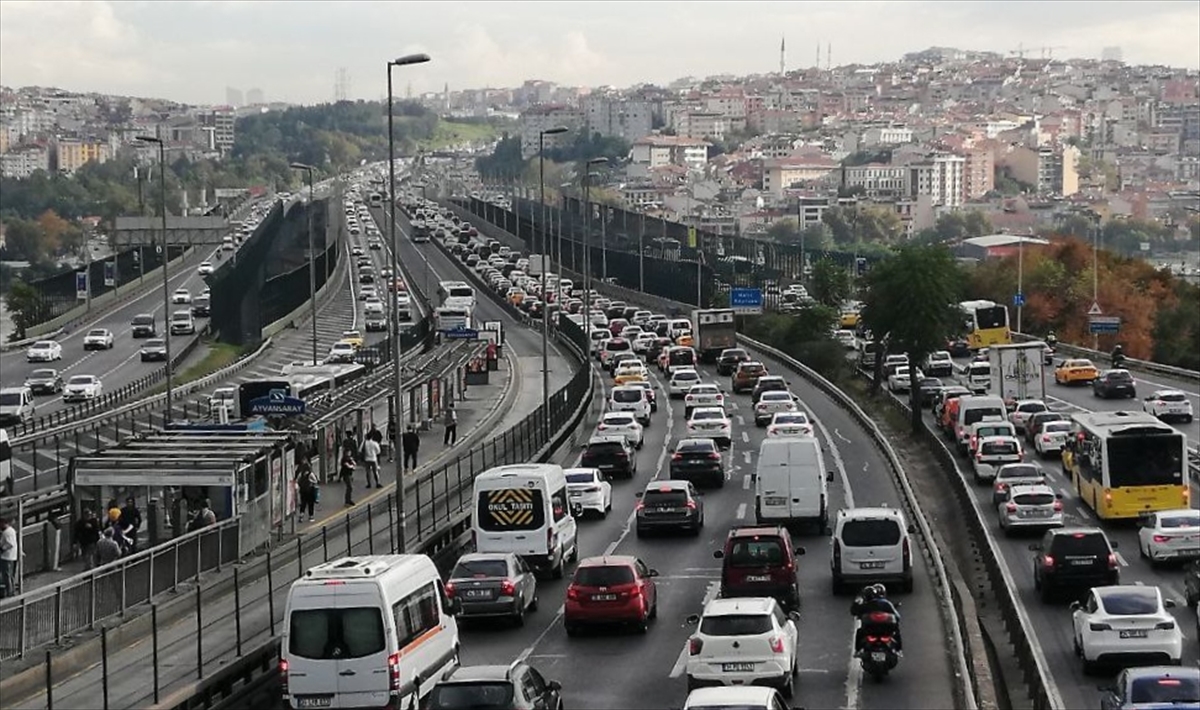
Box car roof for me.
[577,555,638,568]
[564,467,601,477]
[456,551,513,563]
[838,506,904,521]
[443,664,514,683]
[727,525,787,539]
[685,686,778,707]
[645,479,690,492]
[587,435,627,445]
[704,597,776,617]
[1119,665,1200,682]
[1007,483,1055,496]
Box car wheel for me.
[649,599,658,620]
[635,526,646,538]
[780,671,794,699]
[513,602,526,627]
[565,622,580,637]
[529,593,539,612]
[635,613,649,634]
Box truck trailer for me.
[987,342,1047,406]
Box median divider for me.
[1012,331,1199,384]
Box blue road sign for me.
[729,287,764,314]
[1088,316,1121,335]
[247,388,306,416]
[1013,293,1025,307]
[442,325,480,340]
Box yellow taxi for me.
[1054,358,1099,385]
[341,330,365,349]
[840,310,860,328]
[613,363,649,386]
[675,332,695,348]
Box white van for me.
[472,464,579,578]
[954,395,1008,454]
[281,555,461,710]
[754,438,833,530]
[831,507,915,594]
[0,386,35,427]
[965,360,991,393]
[609,385,652,426]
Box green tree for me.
[476,135,527,180]
[809,258,852,308]
[766,219,799,242]
[860,244,964,431]
[5,280,49,341]
[1,218,47,262]
[821,206,854,244]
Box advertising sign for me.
[270,455,283,526]
[103,261,116,287]
[76,271,88,300]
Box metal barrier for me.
[1011,331,1199,383]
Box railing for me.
[1011,332,1199,383]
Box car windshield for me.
[87,330,106,337]
[0,393,20,406]
[677,440,716,454]
[1042,422,1071,434]
[998,464,1040,479]
[721,350,747,360]
[451,558,508,578]
[1129,676,1200,704]
[566,472,596,484]
[145,340,165,348]
[287,607,385,660]
[33,342,53,350]
[739,364,764,375]
[585,442,625,456]
[692,410,724,421]
[1156,392,1188,403]
[762,392,791,402]
[31,369,55,378]
[691,386,719,396]
[642,489,688,506]
[604,415,635,426]
[774,413,809,424]
[674,372,699,382]
[425,681,516,709]
[840,519,902,547]
[613,389,642,403]
[1101,589,1160,615]
[699,614,774,637]
[67,376,94,385]
[981,440,1019,456]
[1161,512,1200,528]
[574,566,634,587]
[727,539,785,567]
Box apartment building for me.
[762,153,838,197]
[0,145,50,178]
[861,125,914,147]
[54,138,111,174]
[518,104,584,158]
[842,163,911,199]
[962,145,995,199]
[672,111,728,140]
[898,152,966,208]
[581,95,652,142]
[630,135,710,171]
[1005,144,1081,196]
[199,109,235,154]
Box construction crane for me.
[1040,45,1067,59]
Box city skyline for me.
[1,0,1198,106]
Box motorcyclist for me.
[1111,343,1125,366]
[1045,331,1057,348]
[851,584,902,656]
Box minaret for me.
[826,43,832,71]
[815,43,820,69]
[779,36,786,75]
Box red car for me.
[564,556,659,635]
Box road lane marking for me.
[736,415,745,426]
[813,417,855,509]
[743,451,752,465]
[736,503,747,519]
[741,431,750,444]
[1114,551,1129,567]
[845,623,863,710]
[670,580,721,679]
[743,475,752,490]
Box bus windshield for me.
[974,305,1007,330]
[1107,434,1185,487]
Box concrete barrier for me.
[1012,332,1198,383]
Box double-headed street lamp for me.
[135,135,175,418]
[538,126,567,426]
[387,52,431,554]
[288,162,319,364]
[581,157,606,356]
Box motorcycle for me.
[1112,353,1127,368]
[858,611,901,681]
[1043,344,1056,366]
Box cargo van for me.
[281,555,461,710]
[754,438,834,530]
[472,464,579,579]
[954,395,1008,454]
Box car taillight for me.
[597,424,607,431]
[708,452,721,460]
[635,502,645,511]
[995,482,1008,493]
[1088,622,1112,631]
[1017,450,1024,461]
[879,635,893,644]
[1041,435,1051,443]
[1042,555,1054,568]
[279,659,289,695]
[970,434,978,449]
[567,586,581,601]
[444,582,456,597]
[769,636,785,654]
[388,651,401,692]
[672,453,683,461]
[1154,620,1176,630]
[1053,501,1063,512]
[865,635,878,644]
[1153,534,1169,543]
[685,501,697,510]
[500,579,516,596]
[1107,553,1118,569]
[1005,503,1017,513]
[689,637,704,655]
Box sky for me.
[1,0,1198,106]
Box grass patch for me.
[420,121,498,150]
[142,340,250,399]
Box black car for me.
[916,377,944,406]
[130,314,156,338]
[947,338,971,358]
[716,347,750,376]
[581,435,636,479]
[751,376,789,404]
[1185,560,1200,607]
[669,438,725,488]
[140,339,168,362]
[645,337,674,364]
[1030,527,1119,601]
[23,368,63,395]
[1093,370,1137,399]
[635,480,704,537]
[1024,411,1068,445]
[425,663,563,710]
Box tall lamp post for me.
[581,158,606,347]
[386,52,431,555]
[538,126,567,426]
[136,135,175,418]
[289,163,319,364]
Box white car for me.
[564,467,612,517]
[996,483,1063,534]
[1071,585,1183,673]
[597,411,644,449]
[972,435,1023,483]
[63,374,102,402]
[1137,509,1200,564]
[171,288,191,304]
[685,597,799,698]
[754,390,797,426]
[197,261,214,275]
[923,350,954,375]
[327,341,358,363]
[669,368,702,398]
[682,687,789,710]
[359,285,377,301]
[833,329,857,349]
[1009,399,1049,434]
[686,406,733,448]
[609,385,652,426]
[26,340,63,362]
[767,412,814,438]
[209,386,237,415]
[631,332,657,355]
[887,366,922,392]
[1142,390,1194,424]
[684,384,726,414]
[1032,420,1072,458]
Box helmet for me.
[873,583,888,598]
[860,586,879,602]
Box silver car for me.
[990,463,1046,507]
[996,484,1063,535]
[446,552,539,624]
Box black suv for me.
[751,375,789,404]
[425,663,563,710]
[1030,527,1119,602]
[1093,370,1136,399]
[669,438,725,488]
[635,480,704,537]
[716,347,750,376]
[581,435,636,479]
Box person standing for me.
[339,450,357,506]
[363,435,382,488]
[74,508,102,570]
[296,459,318,522]
[443,402,458,446]
[0,517,18,599]
[386,416,397,462]
[402,425,420,472]
[96,528,122,566]
[119,497,142,553]
[187,499,217,531]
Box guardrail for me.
[1011,332,1199,384]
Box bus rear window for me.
[1107,435,1183,487]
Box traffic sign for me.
[1012,293,1025,307]
[442,325,480,340]
[247,388,306,416]
[1088,316,1120,334]
[729,287,763,315]
[1087,302,1103,316]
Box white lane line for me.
[670,580,720,678]
[1135,580,1145,585]
[736,414,745,426]
[1114,551,1129,567]
[736,503,747,519]
[813,417,856,509]
[743,451,752,465]
[730,402,739,411]
[832,427,852,444]
[741,431,750,444]
[743,474,752,490]
[517,604,567,664]
[845,632,863,710]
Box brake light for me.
[685,501,697,510]
[1104,491,1113,505]
[1053,501,1063,512]
[1042,555,1055,568]
[995,482,1008,493]
[689,637,704,655]
[279,659,290,695]
[444,582,456,597]
[708,452,721,460]
[975,452,983,462]
[1107,553,1118,570]
[1154,620,1176,630]
[597,424,607,430]
[1041,435,1051,443]
[388,651,402,692]
[865,635,878,643]
[769,636,785,654]
[1153,534,1169,543]
[500,579,517,596]
[970,434,978,449]
[1005,503,1017,513]
[879,636,893,644]
[1089,622,1112,631]
[672,453,683,461]
[567,586,581,601]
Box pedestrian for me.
[297,459,318,522]
[96,528,122,566]
[340,450,357,506]
[363,433,382,488]
[74,508,101,569]
[386,416,397,462]
[368,424,387,466]
[119,497,142,553]
[402,424,420,472]
[187,499,217,532]
[443,402,458,446]
[0,517,18,599]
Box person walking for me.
[363,434,382,488]
[0,517,18,599]
[386,416,397,462]
[443,402,458,446]
[119,497,142,553]
[96,528,122,566]
[339,450,357,506]
[74,508,101,570]
[187,499,217,532]
[402,424,420,472]
[297,459,319,522]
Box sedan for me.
[669,369,702,398]
[669,438,725,488]
[24,369,63,395]
[687,407,733,448]
[684,384,726,416]
[754,391,797,426]
[26,341,63,362]
[358,285,377,301]
[445,552,539,625]
[1072,585,1182,673]
[990,463,1047,507]
[171,288,191,304]
[596,412,644,449]
[197,261,214,275]
[83,328,114,350]
[996,484,1063,535]
[887,366,922,393]
[1142,390,1194,423]
[1137,509,1200,565]
[1098,666,1200,710]
[1032,421,1071,458]
[767,412,814,438]
[1009,400,1049,434]
[63,375,102,402]
[327,341,358,363]
[1054,358,1098,385]
[565,467,612,518]
[139,339,168,362]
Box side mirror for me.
[713,549,725,560]
[907,525,917,535]
[1055,492,1063,499]
[788,610,802,623]
[1164,599,1176,609]
[634,491,644,499]
[1028,543,1041,552]
[1109,541,1119,549]
[794,547,807,556]
[1069,601,1082,612]
[826,471,835,482]
[571,503,584,518]
[685,614,701,625]
[647,568,660,577]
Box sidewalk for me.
[3,355,522,710]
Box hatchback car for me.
[997,484,1063,535]
[445,552,539,624]
[714,526,805,611]
[669,369,702,398]
[1094,369,1137,399]
[1098,666,1200,710]
[685,597,800,697]
[564,467,612,518]
[751,376,789,405]
[1142,390,1194,423]
[635,480,705,537]
[1071,585,1182,673]
[1008,400,1049,434]
[596,412,644,449]
[990,463,1046,506]
[732,362,767,393]
[580,435,636,479]
[670,438,725,488]
[564,556,659,635]
[83,328,114,350]
[754,391,797,426]
[425,663,564,710]
[608,385,652,425]
[1136,509,1200,565]
[830,508,914,594]
[686,407,733,448]
[1030,527,1120,602]
[683,686,793,710]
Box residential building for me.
[630,135,710,171]
[861,125,914,147]
[581,95,652,142]
[519,104,583,158]
[673,111,728,140]
[1005,144,1080,196]
[1,144,51,178]
[842,163,911,199]
[762,152,838,197]
[904,152,965,207]
[199,109,235,154]
[54,138,110,174]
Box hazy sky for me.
[2,1,1198,106]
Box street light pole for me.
[538,127,567,427]
[386,52,431,555]
[289,163,319,364]
[136,135,174,419]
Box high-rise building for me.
[518,104,583,159]
[581,95,653,143]
[225,87,243,108]
[245,88,264,106]
[908,152,965,207]
[54,139,110,175]
[200,109,236,155]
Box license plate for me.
[296,697,333,708]
[1119,629,1148,639]
[871,652,887,662]
[653,507,680,514]
[722,662,756,673]
[1069,559,1093,566]
[745,575,770,582]
[764,496,787,506]
[569,492,582,498]
[859,561,886,570]
[463,589,493,599]
[592,593,616,602]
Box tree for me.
[766,219,799,242]
[809,258,852,308]
[860,245,964,431]
[1,218,47,262]
[821,206,854,244]
[5,280,49,341]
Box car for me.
[1024,411,1068,446]
[682,686,793,710]
[685,596,800,697]
[25,340,63,362]
[766,412,814,438]
[923,350,955,377]
[1136,509,1200,565]
[972,435,1023,483]
[635,480,705,537]
[209,386,236,415]
[351,246,363,256]
[754,391,797,427]
[750,376,789,405]
[1141,389,1195,423]
[990,463,1046,506]
[358,284,377,301]
[1071,585,1182,673]
[62,374,102,402]
[669,368,702,398]
[669,438,725,488]
[139,339,168,362]
[968,420,1017,458]
[997,483,1063,535]
[833,329,857,349]
[170,310,195,335]
[130,313,156,338]
[686,406,733,448]
[565,467,612,518]
[340,330,364,348]
[915,377,944,406]
[1030,527,1120,602]
[887,366,922,392]
[684,384,725,417]
[1032,420,1072,458]
[714,526,805,611]
[1098,666,1200,710]
[564,555,659,635]
[631,332,657,355]
[580,435,636,479]
[932,385,972,416]
[613,363,649,386]
[190,295,211,317]
[364,313,387,332]
[445,552,539,624]
[1054,358,1099,385]
[830,507,914,594]
[197,261,214,275]
[608,385,652,425]
[596,411,644,449]
[716,348,750,376]
[23,368,63,395]
[1186,561,1200,607]
[327,340,358,363]
[171,288,191,304]
[81,328,114,350]
[732,361,767,393]
[1093,369,1137,399]
[1008,399,1049,434]
[626,380,657,413]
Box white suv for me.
[609,385,651,426]
[685,596,799,698]
[831,507,915,594]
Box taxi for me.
[341,330,365,349]
[507,288,526,306]
[613,363,649,386]
[1054,358,1099,385]
[675,331,695,348]
[839,309,860,328]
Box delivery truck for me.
[691,308,738,363]
[987,342,1047,407]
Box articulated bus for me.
[959,300,1012,350]
[437,280,475,306]
[1063,411,1189,520]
